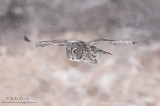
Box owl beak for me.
[70,54,74,60]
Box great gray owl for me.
[24,36,137,65]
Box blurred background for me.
[0,0,160,106]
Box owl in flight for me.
[24,36,137,65]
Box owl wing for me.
[87,38,137,46]
[97,49,112,55]
[24,36,68,47]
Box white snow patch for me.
[98,73,116,90]
[51,71,69,86]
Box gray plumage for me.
[24,36,137,65]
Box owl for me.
[24,36,137,65]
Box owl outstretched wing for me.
[24,36,68,47]
[97,49,112,55]
[87,38,138,46]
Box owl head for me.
[66,41,83,61]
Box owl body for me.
[66,40,103,65]
[24,36,136,65]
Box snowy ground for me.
[0,33,160,106]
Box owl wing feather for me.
[87,38,138,46]
[24,36,68,47]
[97,49,112,55]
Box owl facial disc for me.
[66,42,83,61]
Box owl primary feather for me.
[24,36,137,65]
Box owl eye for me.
[74,49,78,53]
[68,49,71,53]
